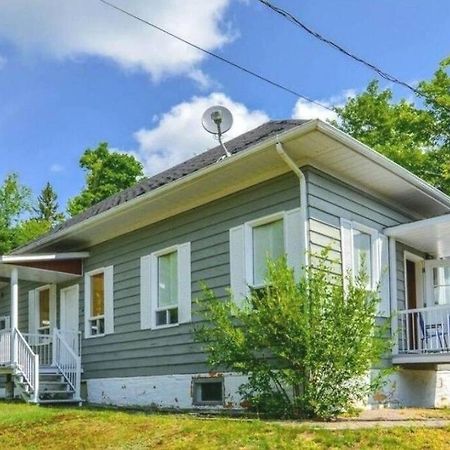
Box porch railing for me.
[0,329,11,365]
[53,328,81,399]
[22,333,53,366]
[15,329,39,403]
[397,304,450,354]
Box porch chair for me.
[418,312,449,352]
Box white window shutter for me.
[340,218,353,276]
[28,290,36,333]
[104,265,114,335]
[377,234,390,317]
[178,242,192,324]
[150,254,158,329]
[49,285,57,331]
[84,273,91,337]
[229,225,248,307]
[285,208,304,280]
[140,255,152,330]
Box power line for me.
[98,0,335,113]
[257,0,448,111]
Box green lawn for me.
[0,402,449,449]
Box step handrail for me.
[53,328,81,400]
[14,328,39,403]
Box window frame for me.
[152,245,181,329]
[192,377,224,406]
[0,315,10,331]
[244,211,287,289]
[84,266,114,338]
[36,285,51,335]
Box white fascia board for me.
[0,252,90,263]
[316,121,450,211]
[17,119,450,253]
[385,214,450,237]
[16,121,317,253]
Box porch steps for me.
[14,367,81,405]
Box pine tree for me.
[35,182,64,224]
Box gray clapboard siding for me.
[80,172,300,379]
[305,168,413,271]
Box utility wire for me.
[98,0,335,112]
[257,0,449,111]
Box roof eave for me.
[16,119,450,254]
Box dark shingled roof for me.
[24,119,308,247]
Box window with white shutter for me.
[340,219,390,317]
[230,208,304,304]
[140,243,191,329]
[84,266,114,337]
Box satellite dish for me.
[202,105,233,157]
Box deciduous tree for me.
[67,142,144,216]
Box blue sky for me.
[0,0,449,211]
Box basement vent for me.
[192,377,224,405]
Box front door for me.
[405,259,419,350]
[60,285,80,354]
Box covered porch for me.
[386,215,450,364]
[0,253,87,403]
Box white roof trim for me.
[385,214,450,237]
[16,119,450,253]
[385,214,450,257]
[316,121,450,210]
[0,252,90,263]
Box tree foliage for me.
[195,254,391,420]
[34,182,64,225]
[0,173,32,253]
[333,57,450,193]
[67,142,144,216]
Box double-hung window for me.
[84,266,114,337]
[90,272,105,335]
[341,220,379,290]
[340,218,390,317]
[156,250,179,326]
[140,243,191,330]
[251,218,285,288]
[229,208,304,305]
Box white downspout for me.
[275,140,309,269]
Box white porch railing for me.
[22,333,53,366]
[397,305,450,354]
[53,328,81,399]
[0,329,11,365]
[15,329,39,403]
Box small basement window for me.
[193,378,224,405]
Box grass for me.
[0,402,449,449]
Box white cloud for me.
[132,92,269,175]
[0,0,233,80]
[292,89,357,122]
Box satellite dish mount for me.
[202,105,233,158]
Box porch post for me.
[10,267,19,366]
[389,238,398,355]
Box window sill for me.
[85,333,106,339]
[154,323,180,330]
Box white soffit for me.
[385,214,450,257]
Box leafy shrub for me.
[195,252,391,420]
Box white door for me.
[60,285,80,354]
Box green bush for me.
[195,252,391,420]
